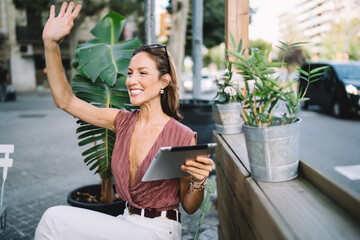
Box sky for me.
[155,0,301,44]
[249,0,301,43]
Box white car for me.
[182,74,217,93]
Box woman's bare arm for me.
[43,2,118,131]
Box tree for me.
[203,0,225,49]
[320,18,360,60]
[168,0,190,81]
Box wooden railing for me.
[213,132,360,240]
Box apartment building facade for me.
[0,0,126,92]
[278,0,360,59]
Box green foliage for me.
[74,12,141,86]
[109,0,145,41]
[203,0,225,49]
[176,0,255,55]
[71,12,141,179]
[213,62,243,104]
[228,41,329,127]
[203,43,226,70]
[249,39,271,55]
[194,179,216,240]
[13,0,48,9]
[320,17,360,60]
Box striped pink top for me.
[112,110,197,211]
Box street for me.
[298,107,360,194]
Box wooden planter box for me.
[213,132,360,240]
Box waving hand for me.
[42,2,82,43]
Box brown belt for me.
[128,205,181,223]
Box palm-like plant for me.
[228,40,328,127]
[71,12,141,203]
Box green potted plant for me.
[227,40,328,182]
[212,56,244,134]
[66,11,141,215]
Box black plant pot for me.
[179,99,215,144]
[67,184,126,217]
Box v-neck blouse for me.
[112,110,197,211]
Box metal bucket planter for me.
[212,102,243,134]
[243,119,301,182]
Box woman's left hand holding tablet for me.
[42,2,82,44]
[181,155,214,182]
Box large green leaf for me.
[70,12,141,180]
[91,11,126,45]
[71,73,134,179]
[71,74,130,108]
[74,11,141,86]
[78,39,141,86]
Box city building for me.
[0,1,136,92]
[278,0,360,59]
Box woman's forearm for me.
[180,177,205,214]
[44,40,74,109]
[182,190,204,214]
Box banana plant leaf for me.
[71,74,130,179]
[76,11,141,86]
[91,11,126,45]
[70,12,141,180]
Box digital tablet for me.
[142,143,217,182]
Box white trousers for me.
[35,205,182,240]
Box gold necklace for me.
[132,162,136,173]
[130,140,137,175]
[130,127,139,176]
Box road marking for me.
[334,165,360,181]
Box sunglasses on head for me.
[149,44,170,74]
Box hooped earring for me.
[160,89,165,94]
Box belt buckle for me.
[158,210,167,219]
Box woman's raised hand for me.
[42,2,82,44]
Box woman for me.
[35,2,214,240]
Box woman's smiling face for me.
[126,52,167,106]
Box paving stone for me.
[0,92,220,239]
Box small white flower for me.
[247,79,255,93]
[218,79,225,85]
[230,73,244,88]
[224,86,237,96]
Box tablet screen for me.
[142,143,217,182]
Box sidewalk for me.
[0,91,218,240]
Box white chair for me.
[0,144,14,230]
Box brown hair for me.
[132,44,183,121]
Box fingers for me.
[187,156,213,168]
[49,5,55,18]
[183,167,209,181]
[53,2,81,23]
[181,157,214,180]
[195,155,212,164]
[64,2,75,17]
[58,2,68,17]
[70,4,82,20]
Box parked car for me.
[299,61,360,117]
[182,73,217,93]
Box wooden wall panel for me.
[214,132,360,240]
